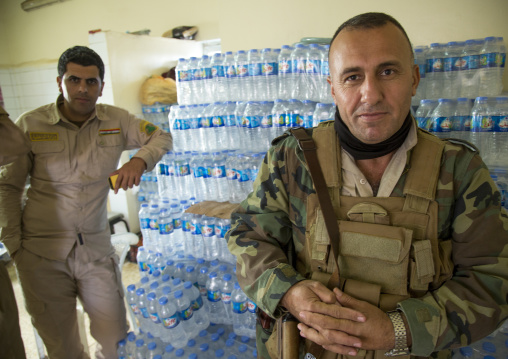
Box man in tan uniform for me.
[0,46,172,359]
[0,105,30,359]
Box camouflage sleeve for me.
[398,145,508,356]
[226,136,307,318]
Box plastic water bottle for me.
[158,296,188,348]
[231,282,248,336]
[146,342,163,359]
[415,99,438,131]
[452,98,473,141]
[286,99,303,128]
[426,43,444,100]
[190,214,205,259]
[211,151,229,202]
[443,42,462,99]
[260,48,278,101]
[174,290,199,339]
[319,44,333,103]
[488,96,508,168]
[247,49,263,101]
[199,55,213,103]
[212,53,228,102]
[183,281,210,332]
[479,37,502,97]
[158,208,174,254]
[259,101,273,151]
[226,151,239,203]
[201,104,217,153]
[216,218,234,263]
[305,44,321,102]
[244,101,263,152]
[170,203,184,253]
[234,101,248,146]
[272,99,288,139]
[245,299,257,338]
[126,285,141,321]
[220,273,234,324]
[139,204,151,246]
[206,272,227,324]
[181,212,193,255]
[429,98,454,139]
[175,152,193,201]
[135,288,153,332]
[133,339,147,359]
[117,339,128,359]
[189,152,204,202]
[470,97,493,162]
[460,40,481,99]
[187,57,201,105]
[223,51,239,101]
[249,153,262,184]
[313,103,333,127]
[413,46,428,107]
[497,37,506,92]
[176,58,191,105]
[153,252,166,274]
[224,101,239,150]
[202,216,219,261]
[278,45,293,100]
[147,292,163,336]
[147,204,160,249]
[236,154,252,200]
[291,44,308,100]
[212,102,227,151]
[202,152,217,201]
[197,266,210,298]
[301,100,315,128]
[235,51,249,101]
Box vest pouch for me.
[338,220,412,296]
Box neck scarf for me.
[334,108,412,160]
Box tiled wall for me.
[0,64,60,121]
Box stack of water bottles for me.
[415,96,508,210]
[452,319,508,359]
[142,103,171,133]
[412,36,506,105]
[168,99,336,154]
[175,45,334,105]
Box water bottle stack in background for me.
[141,103,171,133]
[452,320,508,359]
[414,36,505,101]
[415,96,508,212]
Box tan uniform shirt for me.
[0,106,31,166]
[0,96,172,262]
[341,121,418,197]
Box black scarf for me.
[333,108,412,160]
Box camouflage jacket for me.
[227,122,508,357]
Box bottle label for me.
[321,60,330,76]
[201,67,212,80]
[232,301,248,314]
[191,222,202,235]
[201,117,213,128]
[245,116,261,128]
[150,311,162,324]
[212,165,226,178]
[293,59,306,74]
[206,166,213,178]
[287,113,300,127]
[192,165,203,178]
[426,58,443,73]
[207,289,221,302]
[225,64,237,79]
[499,53,506,68]
[181,120,190,130]
[261,62,278,76]
[306,59,320,74]
[225,115,236,127]
[158,163,167,176]
[261,114,272,128]
[140,217,150,230]
[129,303,140,315]
[493,115,508,132]
[159,222,174,235]
[138,261,149,273]
[236,64,248,78]
[279,59,292,75]
[149,219,159,231]
[215,224,230,238]
[480,52,498,68]
[226,168,237,180]
[213,116,225,127]
[464,55,480,70]
[251,168,259,181]
[451,57,462,72]
[162,314,179,329]
[471,115,494,132]
[248,63,262,77]
[179,305,193,321]
[212,65,225,78]
[452,115,471,132]
[193,68,202,81]
[237,169,250,183]
[167,165,175,177]
[202,224,214,237]
[190,118,201,129]
[140,307,150,319]
[178,69,190,82]
[444,57,460,72]
[274,114,286,127]
[221,292,232,304]
[173,119,182,130]
[178,164,190,177]
[192,295,204,310]
[418,64,426,78]
[173,218,182,230]
[430,117,452,133]
[182,220,191,233]
[247,300,257,313]
[199,284,207,296]
[199,165,208,178]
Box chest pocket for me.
[95,135,123,173]
[31,141,69,181]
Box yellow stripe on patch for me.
[29,132,59,141]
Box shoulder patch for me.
[139,120,158,136]
[29,132,58,141]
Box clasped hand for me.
[109,157,147,194]
[279,280,395,355]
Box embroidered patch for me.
[139,120,158,136]
[29,132,59,141]
[99,128,121,136]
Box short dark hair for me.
[58,46,105,81]
[329,12,413,59]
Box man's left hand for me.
[297,288,396,354]
[110,157,146,194]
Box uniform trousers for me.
[15,246,127,359]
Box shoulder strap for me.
[290,127,340,277]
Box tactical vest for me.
[299,123,454,359]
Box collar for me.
[51,94,98,126]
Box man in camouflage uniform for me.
[226,12,508,359]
